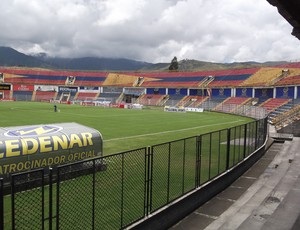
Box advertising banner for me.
[0,84,11,90]
[0,123,103,181]
[35,85,58,91]
[13,84,34,91]
[58,86,78,93]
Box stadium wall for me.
[146,88,167,94]
[275,86,295,98]
[254,88,274,98]
[236,88,253,97]
[211,88,232,97]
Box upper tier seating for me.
[205,69,257,87]
[274,75,300,86]
[241,68,289,87]
[0,69,107,86]
[6,66,300,88]
[103,73,138,86]
[128,68,258,88]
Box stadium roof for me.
[267,0,300,40]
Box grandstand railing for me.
[199,99,267,120]
[0,112,268,229]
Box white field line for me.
[104,119,244,142]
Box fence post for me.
[255,121,259,150]
[196,135,202,187]
[120,153,125,229]
[92,160,96,230]
[208,133,212,179]
[49,169,53,230]
[182,139,186,194]
[226,128,231,170]
[145,146,152,215]
[243,124,247,158]
[0,178,3,230]
[56,168,60,230]
[11,175,15,230]
[167,142,171,203]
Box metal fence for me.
[0,116,268,230]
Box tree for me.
[168,56,179,71]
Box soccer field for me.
[0,101,260,229]
[0,101,253,154]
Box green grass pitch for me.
[0,101,253,155]
[0,101,254,229]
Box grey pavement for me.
[171,133,300,230]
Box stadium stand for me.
[164,94,185,106]
[103,73,138,86]
[177,96,208,107]
[205,68,258,87]
[241,68,286,87]
[198,97,227,111]
[33,91,58,102]
[136,68,258,88]
[0,68,107,86]
[268,100,295,120]
[55,91,77,102]
[97,92,122,104]
[74,92,100,101]
[13,91,33,101]
[198,76,214,87]
[137,94,168,106]
[269,98,300,124]
[274,74,300,86]
[0,65,299,122]
[259,98,291,112]
[274,105,300,129]
[0,90,13,100]
[213,97,253,113]
[223,96,253,105]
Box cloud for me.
[0,0,299,63]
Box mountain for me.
[0,46,288,71]
[0,47,48,67]
[0,47,154,71]
[39,56,153,71]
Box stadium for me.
[0,64,299,130]
[0,1,300,230]
[0,59,298,229]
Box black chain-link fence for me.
[150,137,198,213]
[1,117,268,230]
[11,169,45,230]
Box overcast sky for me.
[0,0,300,63]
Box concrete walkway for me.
[171,136,300,230]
